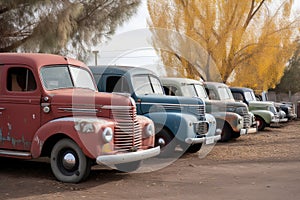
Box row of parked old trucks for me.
[0,53,296,183]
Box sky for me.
[87,0,161,73]
[87,0,300,76]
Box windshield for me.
[183,84,208,99]
[194,84,208,99]
[40,65,96,91]
[244,91,256,102]
[218,87,233,100]
[132,75,164,95]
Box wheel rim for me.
[256,119,262,129]
[157,137,166,147]
[57,149,79,176]
[62,153,76,170]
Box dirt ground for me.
[1,120,300,200]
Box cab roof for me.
[160,77,203,85]
[230,87,254,93]
[89,65,157,77]
[0,53,86,69]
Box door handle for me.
[0,108,5,111]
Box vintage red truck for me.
[0,53,160,183]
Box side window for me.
[7,67,37,92]
[232,92,244,101]
[106,76,130,93]
[207,89,217,100]
[163,86,177,96]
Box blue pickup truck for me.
[89,66,220,156]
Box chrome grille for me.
[195,105,205,117]
[109,107,142,152]
[188,104,205,119]
[236,107,250,128]
[243,114,251,129]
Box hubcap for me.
[158,138,166,146]
[62,153,76,170]
[256,120,261,127]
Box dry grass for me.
[206,120,300,162]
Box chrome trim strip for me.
[0,150,31,157]
[102,105,132,110]
[141,102,201,107]
[58,108,98,113]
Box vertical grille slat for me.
[109,107,142,152]
[237,107,251,129]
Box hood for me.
[249,101,273,107]
[44,89,134,119]
[205,99,248,114]
[136,94,205,118]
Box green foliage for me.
[0,0,141,61]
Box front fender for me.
[205,113,217,136]
[211,111,243,132]
[144,112,200,142]
[31,117,115,159]
[136,115,155,148]
[251,110,273,124]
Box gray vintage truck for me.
[258,91,296,120]
[89,66,220,156]
[161,78,257,142]
[230,87,283,130]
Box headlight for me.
[102,127,113,143]
[238,117,243,125]
[144,123,155,137]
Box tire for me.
[255,116,266,131]
[217,121,232,142]
[186,143,202,153]
[115,161,141,172]
[50,138,91,183]
[155,129,176,157]
[231,132,241,139]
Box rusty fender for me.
[31,117,115,159]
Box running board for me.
[0,150,31,157]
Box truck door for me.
[0,66,41,151]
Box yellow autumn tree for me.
[148,0,299,91]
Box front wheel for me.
[255,116,266,131]
[155,129,176,157]
[217,122,232,142]
[50,138,91,183]
[186,143,202,153]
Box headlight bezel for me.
[102,127,114,143]
[144,123,155,137]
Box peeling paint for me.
[0,125,31,149]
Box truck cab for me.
[0,53,160,183]
[161,78,257,142]
[89,66,220,156]
[230,87,281,130]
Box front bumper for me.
[279,118,288,123]
[96,146,160,165]
[185,134,221,145]
[271,118,280,124]
[240,127,257,135]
